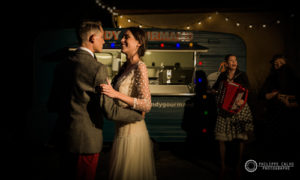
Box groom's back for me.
[49,49,106,153]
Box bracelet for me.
[133,98,137,109]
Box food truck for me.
[32,28,246,144]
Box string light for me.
[95,0,118,16]
[117,11,294,31]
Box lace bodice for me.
[113,61,151,113]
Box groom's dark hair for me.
[76,19,102,45]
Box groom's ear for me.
[89,34,95,43]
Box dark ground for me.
[30,138,298,180]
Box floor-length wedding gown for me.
[109,61,156,180]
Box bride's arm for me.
[100,63,151,113]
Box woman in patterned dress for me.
[212,54,254,179]
[100,27,156,180]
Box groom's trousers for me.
[60,152,100,180]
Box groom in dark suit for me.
[47,20,143,180]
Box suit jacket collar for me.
[78,47,95,58]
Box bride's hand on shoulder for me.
[100,78,119,98]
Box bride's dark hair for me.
[126,27,147,57]
[111,27,147,86]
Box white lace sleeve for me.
[133,62,152,113]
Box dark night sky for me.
[29,0,299,28]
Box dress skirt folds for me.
[109,120,156,180]
[215,103,254,141]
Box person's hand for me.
[281,95,290,107]
[265,90,279,100]
[236,99,244,106]
[100,78,119,98]
[278,94,299,108]
[208,89,217,95]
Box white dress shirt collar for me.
[78,47,95,58]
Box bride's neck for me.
[126,53,140,65]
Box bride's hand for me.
[100,78,119,98]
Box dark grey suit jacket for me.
[48,49,142,154]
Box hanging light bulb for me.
[186,26,190,30]
[225,18,229,21]
[249,24,253,28]
[198,21,202,25]
[128,19,131,22]
[276,20,281,24]
[236,22,240,27]
[262,24,266,28]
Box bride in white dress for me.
[100,27,156,180]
